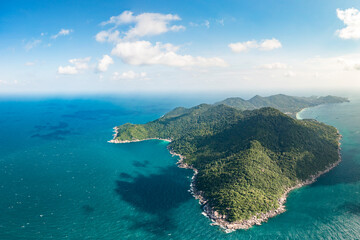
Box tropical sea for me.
[0,94,359,240]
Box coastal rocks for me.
[108,137,172,144]
[169,149,185,163]
[107,127,172,143]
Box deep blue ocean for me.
[0,95,359,239]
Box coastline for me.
[108,126,343,232]
[107,127,172,143]
[295,107,307,120]
[108,138,172,143]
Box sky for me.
[1,0,360,95]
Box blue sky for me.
[1,0,360,94]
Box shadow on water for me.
[31,121,72,140]
[310,157,360,187]
[62,109,135,120]
[133,160,151,168]
[82,205,95,214]
[124,215,176,236]
[115,166,192,235]
[31,130,71,140]
[338,202,360,216]
[34,121,68,131]
[119,173,132,179]
[48,121,69,130]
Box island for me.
[215,94,349,117]
[109,94,348,231]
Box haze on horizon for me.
[1,0,360,95]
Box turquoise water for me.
[0,96,359,239]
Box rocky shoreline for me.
[109,125,343,233]
[107,127,171,143]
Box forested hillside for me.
[114,101,341,222]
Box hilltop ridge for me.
[215,94,348,116]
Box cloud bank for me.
[97,11,185,42]
[96,11,227,68]
[111,41,227,67]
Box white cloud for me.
[69,57,90,70]
[259,62,288,69]
[307,54,360,71]
[112,71,147,80]
[24,39,41,51]
[111,40,227,67]
[97,55,114,72]
[284,71,296,77]
[336,8,360,39]
[259,38,282,50]
[101,11,135,25]
[96,12,224,69]
[189,20,211,28]
[229,38,282,53]
[98,11,185,41]
[57,57,91,75]
[333,57,360,71]
[170,25,186,31]
[95,30,121,43]
[228,41,258,53]
[25,62,36,66]
[51,29,73,39]
[58,66,78,75]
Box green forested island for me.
[110,94,347,230]
[216,94,349,117]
